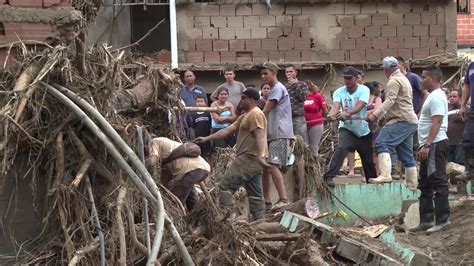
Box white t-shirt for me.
[418,88,448,145]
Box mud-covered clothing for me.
[373,69,418,125]
[149,137,210,180]
[287,80,308,118]
[232,106,268,157]
[189,112,212,157]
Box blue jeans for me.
[375,122,417,168]
[448,144,465,165]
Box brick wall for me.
[0,0,73,67]
[177,1,455,64]
[457,1,474,46]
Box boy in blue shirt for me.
[323,67,377,185]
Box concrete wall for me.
[176,1,457,64]
[457,0,474,47]
[86,4,132,49]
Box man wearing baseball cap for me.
[322,66,377,185]
[195,88,270,221]
[367,56,418,189]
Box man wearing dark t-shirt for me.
[396,56,428,115]
[456,62,474,181]
[447,90,465,165]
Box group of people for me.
[145,56,474,228]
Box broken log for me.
[255,233,301,242]
[173,106,230,114]
[276,197,320,219]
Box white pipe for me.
[169,0,178,69]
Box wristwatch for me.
[422,143,431,149]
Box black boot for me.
[426,197,451,233]
[456,147,474,181]
[409,197,434,232]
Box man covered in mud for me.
[147,137,210,210]
[195,89,269,221]
[410,66,450,233]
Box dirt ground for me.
[398,199,474,265]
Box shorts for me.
[267,138,292,166]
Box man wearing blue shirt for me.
[410,66,450,233]
[181,70,208,107]
[456,62,474,181]
[323,66,377,185]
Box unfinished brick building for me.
[457,0,474,47]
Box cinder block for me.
[211,17,227,28]
[301,27,312,38]
[337,15,354,27]
[262,40,278,50]
[219,28,235,40]
[372,14,388,26]
[9,0,42,7]
[388,14,404,26]
[236,5,252,16]
[329,50,346,61]
[355,15,371,27]
[203,28,218,39]
[412,3,431,13]
[253,3,269,15]
[220,51,236,62]
[269,4,284,15]
[253,51,269,62]
[437,13,445,25]
[186,52,204,63]
[2,22,21,37]
[244,16,259,28]
[187,28,203,39]
[398,48,413,60]
[301,50,319,61]
[278,38,294,50]
[285,50,301,61]
[365,49,382,61]
[204,51,220,62]
[404,13,421,25]
[397,25,413,37]
[268,50,285,62]
[267,27,283,38]
[43,0,61,7]
[413,25,429,37]
[419,37,437,48]
[284,27,301,38]
[293,15,310,27]
[220,5,235,16]
[413,48,429,59]
[202,5,219,16]
[376,2,393,14]
[245,39,262,51]
[340,38,355,49]
[360,2,377,14]
[285,5,302,15]
[236,51,252,62]
[365,26,380,37]
[329,26,343,38]
[328,4,345,14]
[436,37,445,48]
[393,2,412,14]
[235,28,251,39]
[251,28,267,39]
[421,13,437,25]
[429,25,445,37]
[372,37,388,49]
[294,38,311,50]
[20,23,54,39]
[346,26,364,38]
[328,38,341,50]
[404,37,420,48]
[213,40,229,51]
[349,50,366,61]
[196,39,213,52]
[194,17,210,29]
[186,39,196,51]
[275,15,293,27]
[157,51,171,63]
[229,39,245,51]
[356,38,372,50]
[388,37,404,49]
[381,48,398,58]
[227,16,243,28]
[260,15,276,27]
[381,26,397,37]
[344,3,361,14]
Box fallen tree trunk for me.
[276,197,320,219]
[255,233,301,241]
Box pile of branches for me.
[0,44,190,264]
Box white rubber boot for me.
[405,167,418,191]
[369,153,393,184]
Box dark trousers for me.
[447,144,465,165]
[463,116,474,147]
[169,169,208,210]
[419,139,449,199]
[324,129,377,182]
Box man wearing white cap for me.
[367,56,418,189]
